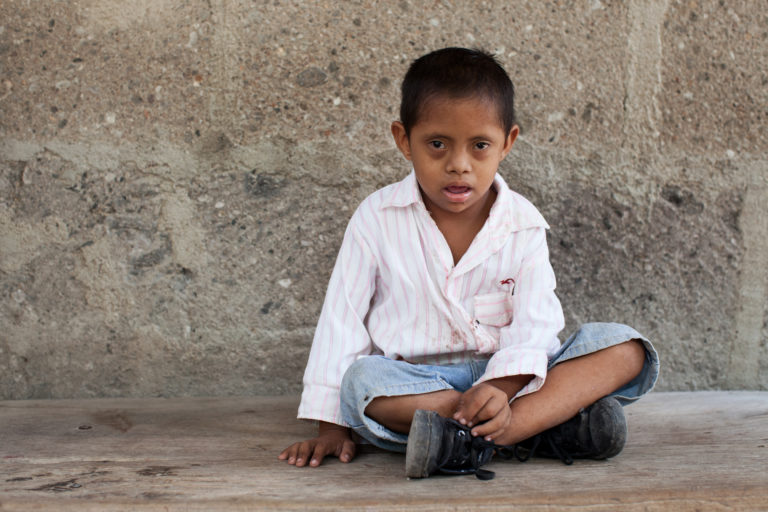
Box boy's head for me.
[399,47,516,138]
[391,47,519,224]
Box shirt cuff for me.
[297,383,348,427]
[474,348,549,399]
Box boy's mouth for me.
[443,185,472,202]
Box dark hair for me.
[399,47,516,137]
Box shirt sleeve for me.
[475,227,564,399]
[297,210,377,425]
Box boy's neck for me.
[423,186,497,265]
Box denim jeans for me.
[339,322,659,452]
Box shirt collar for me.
[381,170,549,232]
[381,170,422,208]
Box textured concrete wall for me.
[1,1,766,399]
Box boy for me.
[278,47,659,479]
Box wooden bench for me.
[2,391,766,511]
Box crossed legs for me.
[365,339,647,446]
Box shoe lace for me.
[437,419,532,480]
[509,433,575,466]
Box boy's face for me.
[391,95,517,221]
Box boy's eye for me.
[475,142,490,150]
[429,140,445,150]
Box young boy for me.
[278,47,659,479]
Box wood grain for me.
[2,392,767,511]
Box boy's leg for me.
[497,339,645,445]
[494,322,659,446]
[339,355,486,453]
[364,388,461,434]
[403,323,658,478]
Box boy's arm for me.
[278,421,356,467]
[298,210,378,425]
[456,227,563,440]
[476,227,563,398]
[485,374,534,398]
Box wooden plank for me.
[1,392,767,511]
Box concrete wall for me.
[1,0,766,399]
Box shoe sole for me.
[405,409,443,478]
[588,397,627,459]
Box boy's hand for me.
[452,375,532,442]
[278,421,356,467]
[452,383,512,441]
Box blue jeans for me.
[339,322,659,453]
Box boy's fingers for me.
[294,442,317,467]
[280,432,357,467]
[310,441,342,466]
[307,439,356,466]
[476,423,508,442]
[456,384,509,427]
[471,415,502,438]
[278,443,299,462]
[338,439,356,463]
[308,448,327,466]
[469,410,500,436]
[471,406,511,439]
[455,390,490,425]
[467,395,503,428]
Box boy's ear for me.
[391,121,412,161]
[500,124,519,160]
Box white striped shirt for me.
[298,171,564,426]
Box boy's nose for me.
[446,149,471,174]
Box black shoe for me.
[405,409,513,480]
[515,396,627,465]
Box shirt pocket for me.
[473,291,514,328]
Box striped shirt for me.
[298,171,564,426]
